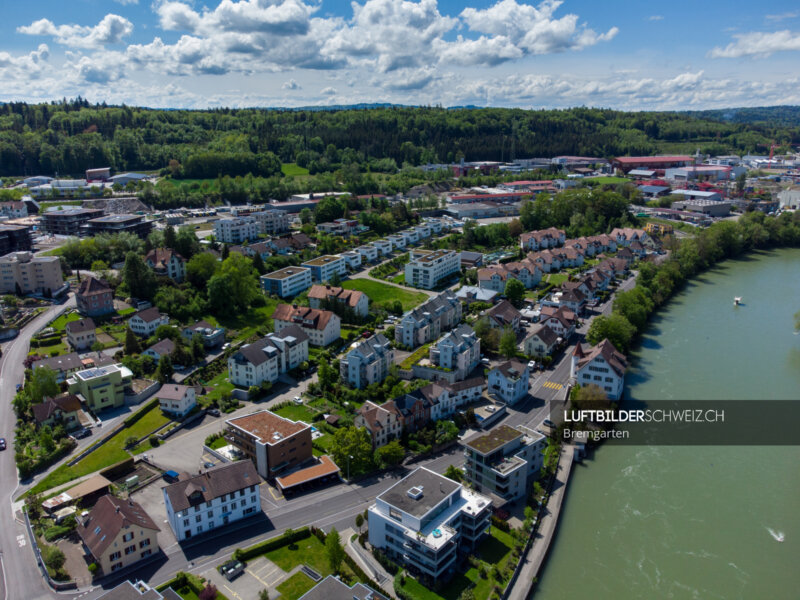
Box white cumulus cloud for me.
[709,30,800,58]
[17,14,134,48]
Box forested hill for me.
[1,99,799,178]
[683,105,800,127]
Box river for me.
[534,248,800,599]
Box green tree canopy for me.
[499,327,518,359]
[330,427,373,477]
[186,252,219,289]
[28,366,59,404]
[504,278,526,308]
[122,251,157,301]
[207,253,259,315]
[586,314,637,354]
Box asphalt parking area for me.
[203,556,282,600]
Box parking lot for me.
[130,477,179,552]
[202,556,289,600]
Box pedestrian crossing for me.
[542,380,564,390]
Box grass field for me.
[281,163,310,177]
[48,311,82,333]
[275,572,316,600]
[201,369,235,405]
[341,279,427,311]
[273,403,319,423]
[26,402,171,496]
[265,535,333,577]
[546,272,569,286]
[208,298,280,342]
[586,176,631,185]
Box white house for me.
[355,245,379,262]
[430,324,480,381]
[395,292,462,348]
[163,461,261,542]
[571,338,628,400]
[354,401,402,448]
[405,249,460,290]
[145,248,186,282]
[143,338,175,362]
[301,255,347,283]
[488,360,530,405]
[65,318,96,351]
[228,325,309,388]
[340,251,362,270]
[156,384,197,417]
[386,235,405,250]
[260,266,313,298]
[340,334,394,389]
[128,307,169,337]
[213,217,259,244]
[372,239,393,256]
[521,324,559,358]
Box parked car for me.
[0,438,6,450]
[207,408,221,417]
[203,461,215,469]
[527,360,537,370]
[293,396,303,404]
[73,428,92,439]
[543,419,555,428]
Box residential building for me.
[0,201,27,219]
[395,292,462,348]
[372,238,394,255]
[76,276,114,317]
[521,324,559,358]
[76,495,160,574]
[477,262,540,292]
[0,252,63,296]
[368,467,492,580]
[354,400,402,448]
[455,286,498,305]
[67,364,133,413]
[414,224,432,239]
[81,214,153,239]
[272,304,341,346]
[462,425,546,502]
[32,393,83,431]
[96,580,180,600]
[301,255,347,283]
[401,229,419,245]
[488,361,530,405]
[225,410,312,479]
[231,241,271,262]
[142,338,175,362]
[355,244,379,262]
[539,306,577,339]
[128,307,169,337]
[484,300,521,331]
[65,317,96,350]
[261,266,313,298]
[341,250,362,269]
[541,288,586,315]
[519,227,566,251]
[404,249,460,290]
[316,218,360,236]
[308,284,369,318]
[145,248,186,282]
[340,333,394,389]
[163,461,261,542]
[252,209,290,235]
[385,235,405,251]
[228,325,309,388]
[182,320,226,347]
[459,251,483,269]
[297,575,387,600]
[156,384,197,417]
[430,324,480,381]
[570,339,628,400]
[213,217,259,244]
[0,225,33,255]
[33,352,95,383]
[41,208,104,236]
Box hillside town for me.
[0,150,797,600]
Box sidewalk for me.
[507,444,575,600]
[343,528,397,599]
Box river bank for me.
[533,247,800,599]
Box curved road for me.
[0,296,75,600]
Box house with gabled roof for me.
[570,338,628,400]
[76,276,114,317]
[272,304,340,346]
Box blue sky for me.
[2,0,800,109]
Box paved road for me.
[0,296,75,600]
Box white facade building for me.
[228,325,309,388]
[340,334,394,389]
[430,324,480,380]
[301,255,347,283]
[488,360,530,405]
[571,339,628,400]
[213,217,259,244]
[405,250,461,290]
[156,384,197,417]
[128,307,169,337]
[260,267,313,298]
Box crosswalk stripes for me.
[542,381,563,390]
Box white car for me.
[528,360,537,370]
[293,396,303,404]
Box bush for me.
[125,435,139,448]
[87,562,98,574]
[149,435,160,447]
[236,527,311,561]
[43,525,72,542]
[490,515,511,532]
[41,544,66,571]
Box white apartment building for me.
[430,324,480,381]
[368,467,492,580]
[252,209,290,235]
[228,325,309,387]
[571,338,628,400]
[356,245,379,262]
[156,384,197,417]
[260,266,313,298]
[463,425,546,502]
[414,224,432,239]
[301,255,347,283]
[213,217,259,244]
[341,251,362,269]
[340,334,394,389]
[386,235,406,250]
[372,239,393,256]
[0,252,64,295]
[488,360,530,405]
[127,307,169,337]
[272,304,341,346]
[163,461,262,542]
[401,229,419,244]
[405,250,460,290]
[394,292,462,349]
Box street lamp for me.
[347,455,354,480]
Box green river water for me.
[534,247,800,599]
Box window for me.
[122,532,134,542]
[111,562,123,572]
[207,511,213,518]
[196,525,203,533]
[231,502,237,509]
[183,519,189,527]
[141,549,152,558]
[109,551,121,561]
[124,544,136,555]
[139,539,150,549]
[195,515,202,523]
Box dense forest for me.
[1,99,799,179]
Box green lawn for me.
[312,433,334,456]
[281,163,310,177]
[265,535,333,577]
[26,402,171,496]
[546,272,569,286]
[48,311,82,333]
[587,176,631,184]
[341,279,427,311]
[208,436,228,450]
[273,404,319,423]
[391,273,406,285]
[275,572,316,600]
[208,299,280,342]
[399,342,431,369]
[201,370,236,404]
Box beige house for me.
[65,318,96,350]
[156,384,197,417]
[0,252,64,295]
[76,495,160,574]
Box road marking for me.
[542,381,563,390]
[269,487,283,501]
[223,584,242,600]
[16,535,25,548]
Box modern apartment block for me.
[41,208,104,236]
[0,252,64,295]
[67,364,133,412]
[81,214,153,239]
[430,324,480,381]
[340,333,394,389]
[301,255,347,283]
[163,461,261,542]
[0,225,33,255]
[395,291,462,349]
[252,209,290,235]
[225,410,313,479]
[228,325,309,388]
[260,266,313,298]
[213,217,259,244]
[368,467,492,580]
[404,249,461,290]
[462,425,546,502]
